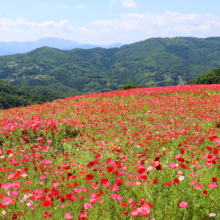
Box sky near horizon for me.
[0,0,220,45]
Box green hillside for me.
[0,80,70,109]
[0,37,220,93]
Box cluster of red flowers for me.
[0,85,219,219]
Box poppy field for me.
[0,85,219,219]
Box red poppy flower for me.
[84,174,94,180]
[100,178,109,184]
[137,168,146,174]
[12,214,17,220]
[42,201,53,207]
[173,178,180,185]
[123,210,129,215]
[153,178,159,184]
[203,190,208,195]
[120,202,127,207]
[212,177,217,182]
[155,164,162,171]
[146,202,153,208]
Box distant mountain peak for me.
[0,38,123,56]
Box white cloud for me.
[121,0,137,8]
[1,11,220,44]
[108,13,114,16]
[0,17,75,42]
[86,11,220,44]
[109,0,117,7]
[75,5,85,8]
[110,0,137,8]
[57,5,67,9]
[78,27,96,34]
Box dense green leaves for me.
[0,80,71,109]
[186,68,220,85]
[121,83,141,90]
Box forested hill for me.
[0,80,71,109]
[1,37,220,94]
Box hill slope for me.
[0,37,220,94]
[0,80,71,109]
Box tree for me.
[186,68,220,85]
[121,83,141,90]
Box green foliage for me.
[0,80,71,109]
[191,68,220,84]
[121,83,141,90]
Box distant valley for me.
[0,37,220,97]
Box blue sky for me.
[0,0,220,44]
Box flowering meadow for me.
[0,85,220,220]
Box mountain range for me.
[0,37,123,56]
[0,36,220,96]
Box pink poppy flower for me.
[141,204,151,214]
[177,170,183,175]
[191,180,197,185]
[111,184,119,192]
[20,173,28,178]
[169,163,178,169]
[131,209,139,217]
[164,182,171,186]
[90,197,98,204]
[110,194,118,199]
[44,212,52,218]
[84,203,92,209]
[40,175,47,180]
[13,182,21,189]
[79,212,87,219]
[129,181,135,186]
[1,184,11,190]
[11,190,19,197]
[118,171,126,176]
[209,213,216,217]
[64,212,73,219]
[147,166,153,171]
[53,182,59,188]
[26,181,32,185]
[189,172,196,177]
[205,163,212,167]
[194,184,203,189]
[92,184,99,190]
[2,197,13,206]
[141,210,149,217]
[178,201,188,208]
[117,195,123,202]
[208,183,217,188]
[6,173,15,179]
[60,204,66,208]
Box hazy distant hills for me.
[0,37,220,95]
[0,37,123,56]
